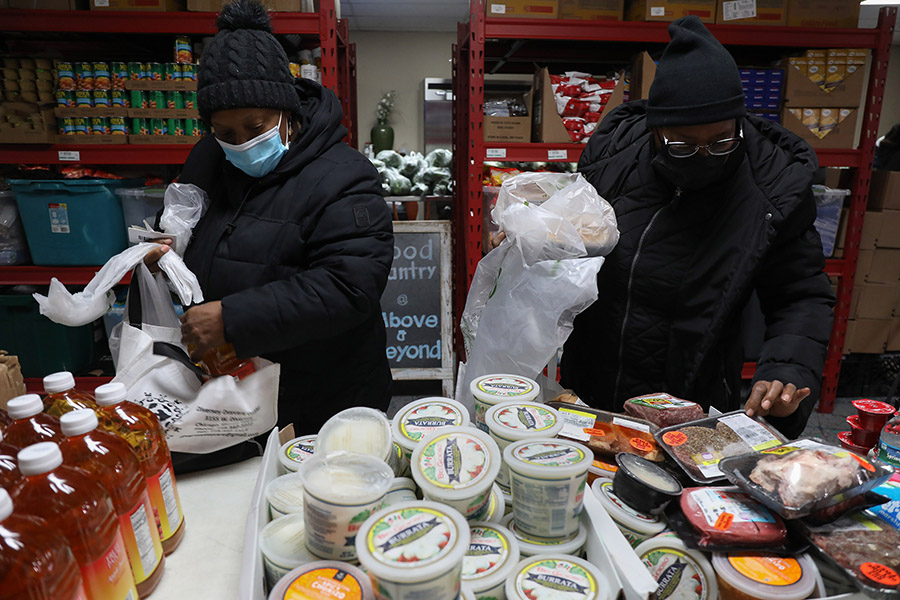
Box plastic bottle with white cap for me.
[0,431,21,489]
[12,442,138,600]
[4,393,62,449]
[42,371,98,418]
[59,409,166,598]
[93,382,186,555]
[0,487,89,600]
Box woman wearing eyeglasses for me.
[559,16,834,439]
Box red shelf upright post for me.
[318,0,339,93]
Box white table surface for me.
[151,457,263,600]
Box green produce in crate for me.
[422,166,451,185]
[399,152,426,179]
[410,182,429,197]
[379,167,411,196]
[375,149,402,168]
[425,148,452,168]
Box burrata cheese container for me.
[505,555,610,600]
[591,479,666,549]
[411,426,501,521]
[504,438,591,540]
[461,521,520,600]
[278,434,316,475]
[470,374,540,432]
[298,451,394,561]
[485,401,563,493]
[501,514,588,558]
[259,513,316,589]
[265,472,305,521]
[317,407,395,468]
[267,560,374,600]
[384,477,418,507]
[392,397,471,464]
[484,484,505,524]
[355,500,470,600]
[635,532,718,600]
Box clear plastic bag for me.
[159,182,208,256]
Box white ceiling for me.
[342,0,469,32]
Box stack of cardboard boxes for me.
[0,57,57,144]
[841,170,900,354]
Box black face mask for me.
[650,132,746,192]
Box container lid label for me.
[514,441,585,468]
[515,558,597,600]
[285,436,316,463]
[599,482,656,523]
[492,404,558,433]
[641,548,707,600]
[367,506,458,568]
[728,555,802,587]
[283,567,363,600]
[462,526,511,580]
[477,376,535,397]
[419,432,490,489]
[627,394,697,410]
[400,402,467,442]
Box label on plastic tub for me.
[280,567,365,600]
[285,437,316,463]
[513,558,599,600]
[514,441,586,468]
[641,547,709,600]
[728,555,802,586]
[477,376,535,398]
[367,506,461,568]
[400,402,467,442]
[493,404,558,433]
[462,526,512,581]
[48,203,70,234]
[419,432,490,490]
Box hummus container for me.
[385,477,418,507]
[412,427,501,521]
[612,452,682,515]
[298,451,394,561]
[462,521,520,600]
[317,407,394,465]
[711,552,817,600]
[591,479,666,549]
[265,472,305,520]
[259,513,316,589]
[852,399,896,432]
[355,500,470,600]
[485,401,563,493]
[501,514,588,557]
[278,434,316,475]
[392,397,471,464]
[504,438,591,540]
[505,555,610,600]
[471,374,540,432]
[484,484,505,523]
[635,532,718,600]
[267,560,374,600]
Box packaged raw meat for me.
[678,487,787,548]
[549,402,663,462]
[624,393,704,428]
[719,439,895,519]
[654,411,787,484]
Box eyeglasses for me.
[662,126,743,158]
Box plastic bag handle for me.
[152,342,206,383]
[126,274,145,330]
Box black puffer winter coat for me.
[179,78,393,434]
[560,101,834,438]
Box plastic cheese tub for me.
[591,479,666,549]
[470,374,540,432]
[461,521,520,600]
[355,500,470,600]
[384,477,418,507]
[278,435,316,475]
[635,531,719,600]
[316,407,394,467]
[505,554,611,600]
[484,484,505,523]
[411,426,501,521]
[259,513,316,589]
[267,560,374,600]
[265,472,305,520]
[501,513,588,557]
[504,437,592,540]
[711,552,818,600]
[391,397,471,465]
[485,400,563,493]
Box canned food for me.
[180,63,196,81]
[166,91,184,109]
[148,90,165,109]
[90,117,110,135]
[111,62,128,89]
[175,35,193,64]
[164,63,182,81]
[111,90,127,108]
[129,90,147,109]
[59,117,75,135]
[74,90,93,107]
[72,117,90,135]
[167,118,185,136]
[110,116,127,135]
[184,118,198,136]
[57,61,75,90]
[146,62,162,81]
[149,118,166,135]
[75,62,93,90]
[131,118,149,135]
[55,90,75,107]
[92,90,111,107]
[92,62,111,90]
[183,91,197,109]
[128,62,143,80]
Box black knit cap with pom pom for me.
[198,0,303,123]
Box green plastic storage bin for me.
[0,294,97,378]
[9,179,140,266]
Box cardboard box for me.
[786,0,860,28]
[868,249,900,284]
[869,170,900,211]
[625,0,715,22]
[855,249,873,286]
[559,0,623,20]
[532,68,573,144]
[781,107,858,149]
[716,0,786,25]
[187,0,311,10]
[487,0,559,18]
[90,0,183,10]
[888,318,900,352]
[877,210,900,249]
[783,57,866,107]
[853,284,900,319]
[843,318,890,354]
[484,89,532,143]
[861,210,882,250]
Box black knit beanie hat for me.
[646,16,745,128]
[198,0,303,123]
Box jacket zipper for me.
[612,188,681,402]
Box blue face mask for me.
[215,112,290,178]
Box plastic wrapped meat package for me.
[677,486,787,549]
[548,400,664,462]
[624,393,704,428]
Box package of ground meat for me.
[624,393,705,428]
[677,486,787,549]
[654,411,787,484]
[720,439,895,520]
[548,401,664,462]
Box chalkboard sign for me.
[381,221,454,396]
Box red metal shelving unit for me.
[453,1,897,412]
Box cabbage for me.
[375,150,402,168]
[380,167,411,196]
[425,148,452,168]
[422,166,451,185]
[400,152,426,179]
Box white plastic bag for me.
[159,182,208,256]
[32,242,203,327]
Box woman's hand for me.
[744,380,811,418]
[181,301,227,361]
[143,239,173,274]
[490,230,507,249]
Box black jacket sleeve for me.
[752,189,835,439]
[219,157,393,358]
